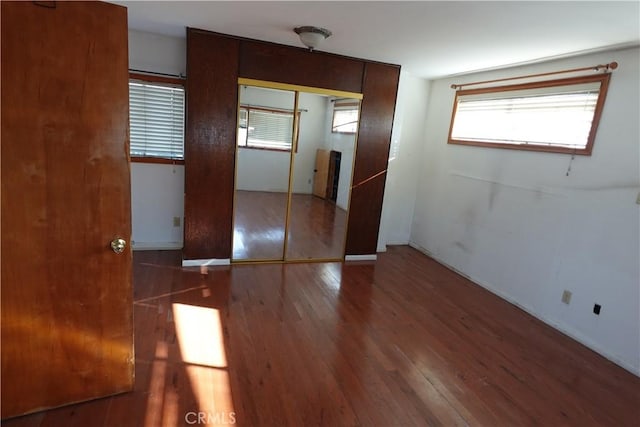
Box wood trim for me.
[452,73,610,96]
[129,72,185,86]
[130,156,185,165]
[447,73,612,156]
[238,105,300,153]
[237,145,290,154]
[451,61,617,90]
[238,77,363,100]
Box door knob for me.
[110,237,127,254]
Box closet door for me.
[1,1,132,418]
[232,85,295,261]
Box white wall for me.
[293,92,330,194]
[377,71,431,250]
[131,164,184,249]
[236,87,328,193]
[129,30,186,249]
[410,47,640,374]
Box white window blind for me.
[450,81,602,150]
[129,80,185,160]
[332,100,359,133]
[238,107,294,150]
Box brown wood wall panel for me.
[346,62,401,255]
[184,29,239,259]
[239,40,364,93]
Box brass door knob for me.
[110,238,127,254]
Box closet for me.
[184,28,400,263]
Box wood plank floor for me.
[4,246,639,426]
[233,190,347,261]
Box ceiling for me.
[114,1,640,79]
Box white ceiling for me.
[114,1,640,79]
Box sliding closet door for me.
[285,93,360,261]
[232,85,296,261]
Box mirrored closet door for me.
[232,80,361,263]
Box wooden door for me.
[313,149,330,198]
[1,1,133,419]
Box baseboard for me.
[132,242,183,251]
[182,258,231,267]
[408,241,640,377]
[345,254,377,261]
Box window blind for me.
[245,109,293,150]
[129,81,185,159]
[451,83,601,149]
[332,100,359,133]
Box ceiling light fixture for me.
[294,26,332,51]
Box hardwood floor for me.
[233,190,347,261]
[4,246,639,426]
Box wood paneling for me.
[1,1,133,418]
[4,247,639,426]
[239,40,364,93]
[346,62,401,255]
[184,29,239,259]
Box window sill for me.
[448,139,592,155]
[238,146,291,153]
[131,156,185,165]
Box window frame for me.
[331,101,360,134]
[129,72,186,164]
[237,105,300,153]
[447,73,611,155]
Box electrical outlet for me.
[561,290,572,305]
[173,216,181,227]
[593,304,601,315]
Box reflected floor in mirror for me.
[5,246,639,426]
[233,190,347,261]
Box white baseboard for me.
[345,254,377,261]
[132,242,183,251]
[182,258,231,267]
[408,241,640,377]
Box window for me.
[331,100,360,134]
[129,77,185,161]
[448,74,611,155]
[237,106,297,151]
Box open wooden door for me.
[313,149,330,198]
[1,1,133,419]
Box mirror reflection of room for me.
[286,94,358,261]
[233,85,295,261]
[232,83,360,262]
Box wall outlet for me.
[173,216,181,227]
[593,304,601,315]
[561,290,572,305]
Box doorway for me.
[232,80,362,263]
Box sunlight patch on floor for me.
[172,303,235,425]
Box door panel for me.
[1,1,133,419]
[232,85,295,261]
[313,149,330,198]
